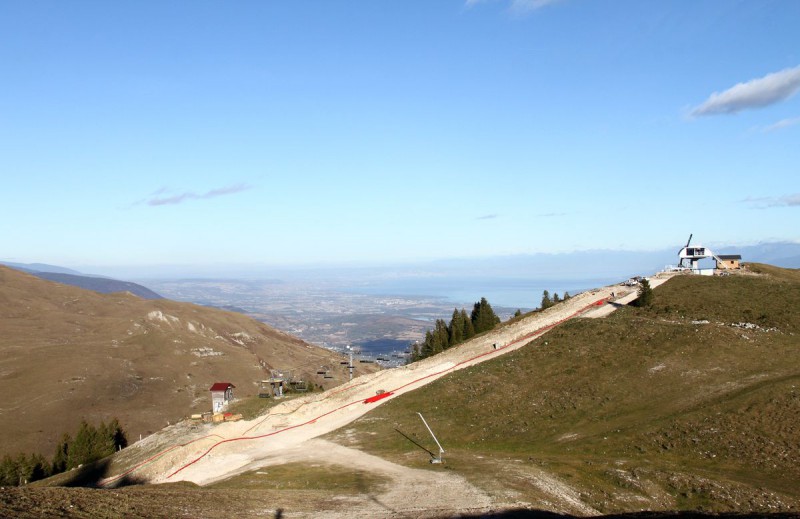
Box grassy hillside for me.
[330,265,800,513]
[0,266,358,457]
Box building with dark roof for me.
[716,254,742,270]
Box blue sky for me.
[1,0,798,272]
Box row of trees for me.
[411,298,500,361]
[409,282,654,364]
[540,290,571,310]
[0,418,127,486]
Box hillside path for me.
[103,273,676,502]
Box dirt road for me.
[245,439,496,518]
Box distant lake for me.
[342,276,618,311]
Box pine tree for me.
[421,330,435,359]
[553,292,561,303]
[0,455,17,486]
[410,342,421,362]
[563,291,571,300]
[448,308,464,346]
[96,421,114,459]
[29,453,50,482]
[471,298,500,334]
[68,420,98,468]
[461,309,475,339]
[15,453,32,486]
[432,319,449,353]
[109,418,127,451]
[541,290,553,310]
[634,278,654,307]
[514,309,522,318]
[51,433,71,475]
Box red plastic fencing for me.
[363,392,394,404]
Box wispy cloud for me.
[145,183,252,206]
[476,213,499,220]
[760,116,800,133]
[741,193,800,208]
[536,212,567,218]
[510,0,563,12]
[465,0,563,13]
[690,65,800,117]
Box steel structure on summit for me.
[677,234,731,271]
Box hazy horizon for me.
[4,240,798,283]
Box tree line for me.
[409,289,576,363]
[0,418,127,486]
[540,290,571,310]
[411,297,500,361]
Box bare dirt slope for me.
[236,439,497,518]
[101,274,670,492]
[0,266,359,456]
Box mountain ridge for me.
[0,262,163,300]
[0,266,359,457]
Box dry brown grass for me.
[0,266,370,458]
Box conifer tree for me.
[68,420,97,468]
[0,419,128,486]
[97,421,114,459]
[410,342,421,362]
[15,453,32,486]
[448,308,464,345]
[421,330,435,359]
[51,433,70,475]
[471,297,500,333]
[634,278,654,307]
[29,453,50,482]
[541,290,553,310]
[461,309,475,339]
[0,455,17,486]
[108,417,128,452]
[553,292,561,303]
[433,319,449,352]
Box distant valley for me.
[136,240,800,355]
[137,277,535,356]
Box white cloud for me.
[778,194,800,207]
[761,116,800,133]
[146,183,252,206]
[510,0,563,12]
[691,65,800,117]
[742,193,800,208]
[465,0,563,12]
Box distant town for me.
[140,277,524,357]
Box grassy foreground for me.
[328,264,800,514]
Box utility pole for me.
[346,345,354,381]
